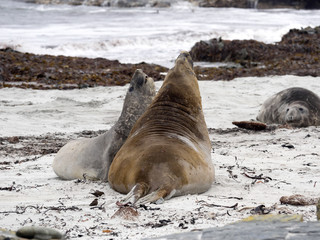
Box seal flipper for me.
[120,182,149,205]
[136,188,176,205]
[135,189,167,205]
[120,183,176,206]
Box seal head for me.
[257,87,320,127]
[108,52,215,204]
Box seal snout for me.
[132,69,146,87]
[286,108,301,122]
[176,51,193,68]
[130,69,155,96]
[178,51,190,59]
[285,105,309,126]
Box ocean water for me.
[1,1,320,137]
[1,0,320,67]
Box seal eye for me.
[129,86,134,92]
[299,108,304,112]
[286,108,289,112]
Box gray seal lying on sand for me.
[108,52,215,205]
[52,69,156,181]
[233,87,320,130]
[256,87,320,127]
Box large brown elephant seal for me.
[256,87,320,128]
[108,52,215,205]
[52,69,156,181]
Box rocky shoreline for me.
[192,26,320,81]
[1,26,320,89]
[197,0,320,9]
[0,48,168,90]
[20,0,320,9]
[22,0,173,8]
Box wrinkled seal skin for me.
[52,69,156,181]
[257,87,320,127]
[108,52,215,204]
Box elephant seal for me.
[52,69,156,181]
[108,52,215,205]
[256,87,320,128]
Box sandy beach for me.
[0,75,319,239]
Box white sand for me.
[0,75,319,239]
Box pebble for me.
[16,226,64,240]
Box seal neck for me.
[113,95,152,138]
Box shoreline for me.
[0,48,168,90]
[20,0,320,9]
[1,26,320,90]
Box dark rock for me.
[16,226,63,240]
[117,0,148,7]
[22,0,320,8]
[0,67,7,82]
[199,0,257,8]
[281,143,294,149]
[0,49,168,90]
[91,190,105,197]
[257,0,320,9]
[7,137,20,144]
[280,194,319,206]
[190,38,271,62]
[89,198,98,206]
[195,0,320,9]
[151,1,171,7]
[190,26,320,81]
[306,0,320,9]
[25,0,172,7]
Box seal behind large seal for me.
[52,69,156,181]
[256,87,320,127]
[108,52,215,204]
